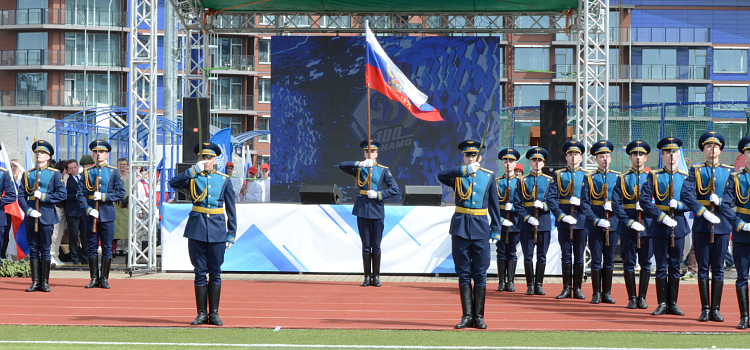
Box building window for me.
[321,15,351,28]
[259,15,274,25]
[642,48,677,79]
[211,77,243,110]
[473,16,503,38]
[63,73,121,107]
[219,116,243,136]
[137,34,150,58]
[690,49,708,79]
[609,85,620,105]
[515,15,547,33]
[642,86,677,104]
[714,49,748,74]
[714,86,748,102]
[689,86,707,103]
[555,48,574,78]
[259,39,270,64]
[514,85,549,107]
[259,78,271,103]
[15,73,47,106]
[515,48,549,72]
[16,32,47,65]
[257,116,270,142]
[554,85,573,104]
[65,32,121,67]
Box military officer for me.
[169,142,237,326]
[438,139,502,330]
[338,139,400,287]
[77,140,125,289]
[547,140,590,300]
[681,131,733,322]
[514,147,553,296]
[0,144,18,268]
[18,140,67,292]
[580,140,620,304]
[721,135,750,329]
[640,137,689,316]
[612,140,653,309]
[494,148,521,292]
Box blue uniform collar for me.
[630,167,646,174]
[596,168,610,175]
[95,162,109,169]
[502,173,515,179]
[703,161,720,168]
[566,166,581,172]
[662,166,680,175]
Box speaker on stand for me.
[540,100,569,176]
[299,184,344,204]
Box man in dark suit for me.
[65,158,88,264]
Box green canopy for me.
[202,0,578,13]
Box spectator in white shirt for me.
[259,163,270,202]
[225,162,243,202]
[241,166,263,202]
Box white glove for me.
[631,222,646,232]
[93,191,103,201]
[669,199,679,209]
[596,219,610,228]
[489,238,498,244]
[710,193,721,206]
[569,197,581,206]
[501,218,514,227]
[33,190,42,199]
[603,201,612,211]
[193,160,206,173]
[702,211,721,224]
[742,223,750,232]
[29,210,41,218]
[366,190,378,199]
[636,202,642,211]
[504,203,513,211]
[467,162,480,175]
[533,200,545,209]
[359,159,374,168]
[527,217,540,227]
[89,209,100,218]
[226,242,233,250]
[662,216,677,228]
[562,215,578,225]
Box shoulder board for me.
[106,165,117,170]
[377,164,388,168]
[48,168,59,172]
[0,167,6,172]
[554,169,565,174]
[581,169,591,173]
[541,174,552,179]
[694,164,705,168]
[479,167,494,175]
[677,170,688,176]
[654,169,666,174]
[610,170,621,175]
[216,172,228,177]
[721,164,733,169]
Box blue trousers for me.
[495,231,520,261]
[520,230,550,264]
[25,221,53,260]
[188,239,225,285]
[452,235,490,287]
[621,235,653,274]
[589,229,618,270]
[558,229,588,265]
[735,242,750,288]
[86,220,115,258]
[693,231,729,281]
[357,217,384,254]
[653,236,685,279]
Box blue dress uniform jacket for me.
[170,167,237,243]
[18,166,67,225]
[77,164,126,223]
[0,167,18,227]
[546,167,590,230]
[681,163,734,235]
[639,168,690,239]
[338,161,400,219]
[438,166,502,240]
[514,173,553,232]
[497,174,520,234]
[581,169,620,232]
[612,169,652,237]
[722,170,750,244]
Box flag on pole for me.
[677,147,689,173]
[155,157,165,181]
[25,137,33,170]
[209,128,233,174]
[365,22,443,122]
[0,142,27,259]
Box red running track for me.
[0,277,747,332]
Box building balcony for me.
[211,55,256,73]
[0,50,125,69]
[554,64,710,82]
[0,8,124,28]
[0,90,126,109]
[554,27,710,44]
[210,94,255,113]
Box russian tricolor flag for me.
[365,23,443,122]
[0,142,27,259]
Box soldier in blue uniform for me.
[0,144,18,269]
[581,140,620,304]
[338,139,400,287]
[77,140,126,289]
[169,142,237,326]
[438,139,502,329]
[681,131,733,322]
[721,135,750,329]
[547,140,590,300]
[612,141,653,309]
[640,137,689,316]
[514,147,553,296]
[18,140,67,292]
[494,148,521,292]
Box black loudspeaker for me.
[182,97,210,163]
[540,100,568,167]
[402,185,443,206]
[175,163,193,201]
[299,184,343,204]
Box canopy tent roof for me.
[201,0,578,13]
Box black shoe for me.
[40,260,51,292]
[535,263,546,295]
[208,284,223,326]
[85,257,99,289]
[505,260,517,292]
[624,271,637,309]
[26,259,41,292]
[737,286,749,329]
[455,285,473,329]
[637,269,650,309]
[590,269,601,304]
[652,277,668,315]
[371,253,382,287]
[99,257,112,289]
[524,262,534,295]
[698,279,710,322]
[472,286,487,329]
[497,259,507,292]
[572,264,585,299]
[710,279,724,322]
[360,252,371,287]
[601,268,615,304]
[556,264,572,299]
[666,277,684,316]
[191,284,209,325]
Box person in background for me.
[514,163,524,178]
[50,159,68,266]
[65,158,88,264]
[2,158,23,261]
[0,144,18,267]
[240,166,263,202]
[225,162,243,202]
[494,148,521,293]
[260,163,270,202]
[113,157,129,255]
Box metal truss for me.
[575,0,609,169]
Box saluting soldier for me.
[721,135,750,329]
[494,148,521,292]
[612,141,653,309]
[547,140,590,300]
[514,147,553,296]
[640,137,689,316]
[77,140,125,290]
[681,131,733,322]
[170,142,237,326]
[438,139,502,330]
[338,139,400,287]
[580,140,620,304]
[0,144,18,269]
[18,140,67,292]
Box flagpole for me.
[367,83,372,191]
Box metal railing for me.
[0,90,126,107]
[0,8,124,26]
[554,64,709,80]
[211,54,255,71]
[0,49,124,67]
[631,27,710,43]
[211,94,255,111]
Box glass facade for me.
[257,116,270,141]
[65,32,121,66]
[714,49,748,73]
[515,48,549,72]
[259,39,270,64]
[63,73,121,106]
[259,78,271,103]
[642,86,677,104]
[514,85,549,107]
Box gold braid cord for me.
[356,168,370,189]
[557,171,574,197]
[521,176,538,201]
[696,167,713,196]
[497,176,511,202]
[455,177,472,201]
[23,170,39,195]
[620,171,638,201]
[653,171,670,202]
[588,173,606,200]
[735,173,750,205]
[190,177,209,202]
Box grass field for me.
[0,325,749,349]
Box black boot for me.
[624,271,637,309]
[455,285,474,329]
[85,257,99,288]
[590,269,602,304]
[737,286,749,329]
[535,263,546,295]
[506,260,517,292]
[601,268,615,304]
[497,259,507,292]
[360,252,371,287]
[524,262,535,295]
[652,277,668,315]
[572,264,586,299]
[556,264,572,299]
[666,277,684,316]
[191,284,209,325]
[710,279,724,322]
[99,257,112,289]
[637,269,650,309]
[40,260,51,292]
[473,286,487,329]
[26,259,41,292]
[371,252,382,287]
[208,284,223,326]
[697,279,710,322]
